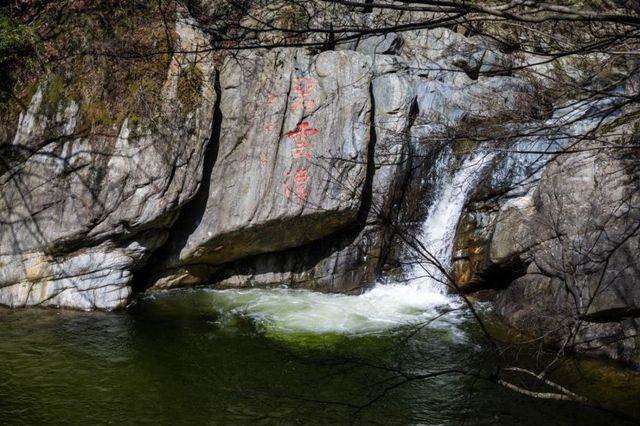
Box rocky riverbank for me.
[1,1,638,367]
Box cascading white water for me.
[198,146,495,338]
[407,146,497,290]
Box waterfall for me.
[407,145,497,291]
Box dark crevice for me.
[321,24,336,52]
[130,71,223,293]
[377,144,414,271]
[356,81,377,226]
[463,257,530,293]
[372,90,417,273]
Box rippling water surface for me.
[0,286,639,426]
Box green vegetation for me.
[0,13,36,66]
[2,2,176,133]
[274,3,309,36]
[44,74,65,106]
[177,63,204,116]
[0,12,38,108]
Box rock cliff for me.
[0,1,638,365]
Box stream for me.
[0,288,639,425]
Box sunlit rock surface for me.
[0,16,216,309]
[156,50,373,271]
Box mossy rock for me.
[177,63,204,116]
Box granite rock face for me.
[144,26,543,291]
[162,50,372,267]
[492,150,640,365]
[162,65,418,293]
[0,18,586,306]
[452,121,640,365]
[0,16,216,309]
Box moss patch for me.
[0,11,39,112]
[1,1,177,139]
[177,63,204,116]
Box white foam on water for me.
[206,283,457,336]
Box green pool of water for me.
[0,288,638,425]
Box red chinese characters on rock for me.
[287,121,318,159]
[293,168,311,199]
[283,75,321,203]
[290,77,318,113]
[283,168,311,200]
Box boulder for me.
[148,53,418,291]
[150,49,374,282]
[460,145,640,365]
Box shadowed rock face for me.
[494,151,640,366]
